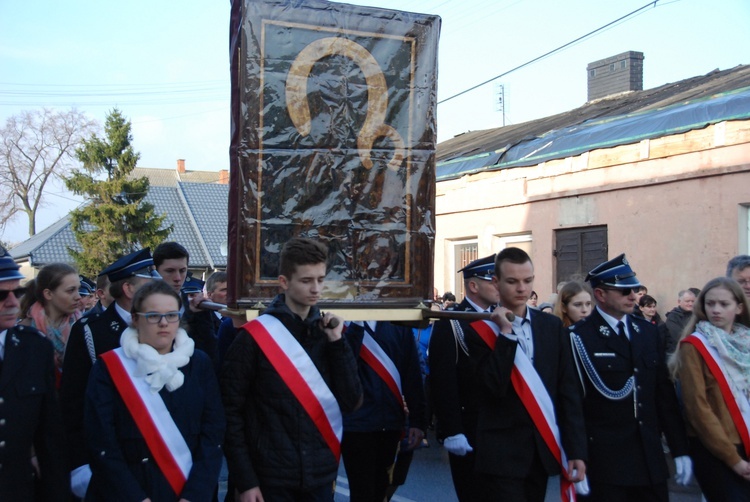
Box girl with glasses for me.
[84,280,225,501]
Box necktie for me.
[617,321,628,342]
[515,318,530,356]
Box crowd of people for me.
[3,237,750,501]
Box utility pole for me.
[494,83,505,127]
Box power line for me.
[438,0,661,105]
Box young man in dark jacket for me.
[341,321,427,502]
[221,238,363,501]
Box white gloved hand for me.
[70,464,92,498]
[574,474,590,495]
[674,455,693,485]
[443,434,473,456]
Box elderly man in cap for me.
[429,254,500,501]
[0,247,68,500]
[61,248,160,499]
[569,253,692,501]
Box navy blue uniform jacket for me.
[85,349,225,501]
[570,309,689,486]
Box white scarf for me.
[119,327,194,393]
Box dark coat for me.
[220,295,363,493]
[61,303,127,470]
[0,325,68,502]
[429,298,484,444]
[569,308,689,486]
[664,306,692,355]
[343,321,426,432]
[467,308,587,478]
[84,349,225,501]
[181,306,218,369]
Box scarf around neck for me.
[697,319,750,401]
[119,326,194,393]
[28,301,80,364]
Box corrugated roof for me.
[437,65,750,180]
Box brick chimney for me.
[587,51,644,101]
[177,159,186,173]
[218,169,229,184]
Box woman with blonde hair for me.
[19,262,81,386]
[553,280,593,328]
[670,276,750,500]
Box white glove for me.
[674,455,693,485]
[443,433,473,456]
[574,474,590,495]
[70,464,92,498]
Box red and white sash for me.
[681,333,750,457]
[244,314,343,460]
[471,319,576,502]
[356,322,404,409]
[100,348,192,495]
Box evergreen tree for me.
[65,108,172,277]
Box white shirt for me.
[596,306,630,340]
[0,329,6,360]
[512,308,534,362]
[115,302,132,326]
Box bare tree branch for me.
[0,108,98,236]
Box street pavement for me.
[220,429,704,501]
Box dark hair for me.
[689,287,701,298]
[153,242,189,268]
[108,275,146,300]
[206,271,227,293]
[279,238,328,278]
[529,290,538,300]
[639,294,657,308]
[21,263,78,315]
[727,255,750,277]
[635,285,648,294]
[442,292,456,302]
[96,273,110,292]
[553,281,593,327]
[130,280,182,317]
[494,247,532,279]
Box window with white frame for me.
[451,240,478,303]
[493,233,532,256]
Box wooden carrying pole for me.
[198,301,514,324]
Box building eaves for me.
[436,65,750,181]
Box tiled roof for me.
[10,181,229,270]
[179,183,229,267]
[10,215,81,264]
[130,168,225,187]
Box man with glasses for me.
[0,247,67,500]
[61,248,160,499]
[727,255,750,297]
[569,254,692,501]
